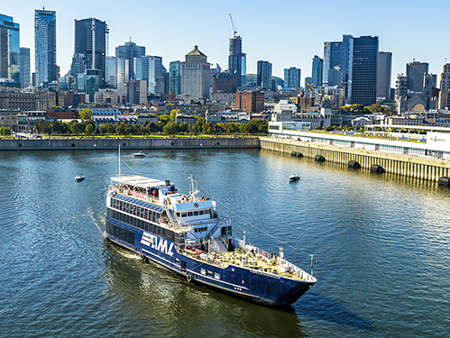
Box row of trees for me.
[342,103,393,115]
[36,116,268,136]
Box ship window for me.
[176,212,180,217]
[200,268,206,275]
[207,270,213,277]
[199,210,204,215]
[151,211,155,223]
[156,213,160,223]
[194,211,199,216]
[181,213,187,217]
[214,273,220,280]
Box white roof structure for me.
[110,175,167,189]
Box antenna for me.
[229,13,237,38]
[91,18,96,69]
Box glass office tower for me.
[20,47,30,87]
[34,9,57,86]
[0,14,20,84]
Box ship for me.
[105,174,317,306]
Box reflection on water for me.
[1,149,450,337]
[103,244,306,338]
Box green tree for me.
[163,121,179,135]
[69,120,85,134]
[159,114,170,124]
[97,124,107,135]
[192,117,206,135]
[79,108,93,121]
[1,126,11,136]
[124,124,133,136]
[116,123,126,135]
[179,122,191,134]
[202,122,213,134]
[85,124,94,135]
[225,123,239,135]
[169,109,180,121]
[214,123,225,134]
[105,122,116,134]
[148,122,161,133]
[244,120,261,134]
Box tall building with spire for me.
[34,8,57,87]
[71,18,107,81]
[0,14,20,84]
[115,41,145,80]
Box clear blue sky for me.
[2,0,449,86]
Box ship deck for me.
[183,248,314,282]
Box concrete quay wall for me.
[0,137,260,151]
[260,136,450,182]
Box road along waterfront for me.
[0,148,449,337]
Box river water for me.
[0,149,449,337]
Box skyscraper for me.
[311,55,323,87]
[34,9,57,87]
[20,47,30,88]
[323,41,342,86]
[73,18,107,81]
[181,45,210,100]
[351,36,378,106]
[115,41,145,80]
[406,61,429,93]
[0,14,20,83]
[228,36,246,87]
[169,61,181,96]
[105,56,116,86]
[257,60,272,90]
[134,55,163,95]
[284,67,301,89]
[322,35,354,101]
[377,51,392,99]
[438,63,450,109]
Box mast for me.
[118,145,121,176]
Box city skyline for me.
[2,0,450,87]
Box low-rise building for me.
[0,110,19,131]
[17,111,46,133]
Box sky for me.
[2,0,450,86]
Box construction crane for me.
[229,13,237,38]
[306,82,314,97]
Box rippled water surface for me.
[1,149,449,337]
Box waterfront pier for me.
[260,136,450,182]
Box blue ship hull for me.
[106,216,313,306]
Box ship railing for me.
[276,257,314,281]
